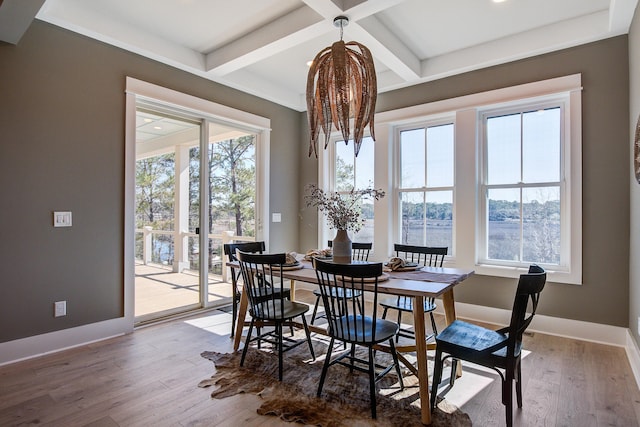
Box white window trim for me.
[124,77,272,325]
[376,74,582,284]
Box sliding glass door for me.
[134,107,258,323]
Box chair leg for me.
[350,343,356,372]
[429,312,438,337]
[300,314,316,360]
[230,290,238,338]
[240,318,255,367]
[382,306,389,319]
[317,337,335,397]
[503,370,514,427]
[257,326,262,349]
[449,359,458,386]
[310,295,321,324]
[516,360,523,408]
[389,338,404,390]
[277,322,283,381]
[368,346,377,419]
[430,349,444,410]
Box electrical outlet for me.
[54,301,67,317]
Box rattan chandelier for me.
[306,16,377,158]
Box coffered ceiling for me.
[1,0,637,111]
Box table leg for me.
[441,288,456,325]
[413,295,432,425]
[233,289,248,351]
[441,289,462,378]
[289,279,296,301]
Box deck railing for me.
[135,227,254,282]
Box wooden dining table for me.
[229,259,474,425]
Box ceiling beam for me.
[205,6,325,75]
[0,0,45,44]
[206,0,420,82]
[355,15,420,80]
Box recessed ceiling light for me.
[153,126,162,130]
[493,0,507,2]
[144,118,153,123]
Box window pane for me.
[355,137,374,189]
[400,191,425,245]
[487,113,521,185]
[488,188,521,261]
[523,107,561,183]
[522,187,560,264]
[334,138,375,243]
[335,139,354,191]
[400,128,425,188]
[427,124,454,187]
[352,192,375,242]
[209,135,256,237]
[400,191,453,248]
[425,190,453,249]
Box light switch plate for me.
[272,213,281,223]
[54,301,66,317]
[53,211,72,227]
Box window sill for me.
[460,262,581,285]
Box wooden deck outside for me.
[135,262,233,318]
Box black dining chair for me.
[224,241,291,337]
[310,241,372,324]
[430,265,546,427]
[379,244,448,342]
[237,250,315,381]
[314,258,404,419]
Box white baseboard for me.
[0,317,132,366]
[626,330,640,389]
[449,301,629,347]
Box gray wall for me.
[301,36,631,327]
[0,21,301,343]
[629,9,640,343]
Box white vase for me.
[332,229,352,264]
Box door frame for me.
[125,77,271,327]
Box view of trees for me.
[136,153,175,230]
[136,135,256,269]
[207,135,256,237]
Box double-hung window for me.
[397,121,454,251]
[479,103,563,267]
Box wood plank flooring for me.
[1,288,639,426]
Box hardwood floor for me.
[1,288,639,426]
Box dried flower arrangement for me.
[305,184,385,233]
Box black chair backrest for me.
[393,244,447,267]
[223,241,266,262]
[236,250,286,319]
[327,241,372,261]
[314,259,383,342]
[507,265,546,355]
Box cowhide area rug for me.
[198,338,472,427]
